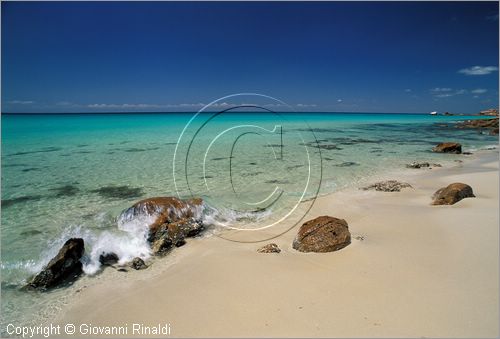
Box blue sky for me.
[1,1,499,113]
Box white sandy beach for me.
[53,151,499,338]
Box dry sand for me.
[54,151,499,338]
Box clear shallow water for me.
[1,112,498,330]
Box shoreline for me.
[50,149,499,338]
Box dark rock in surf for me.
[99,252,119,266]
[26,238,84,290]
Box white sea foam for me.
[201,202,273,230]
[82,228,151,275]
[30,216,154,277]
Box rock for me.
[99,252,119,266]
[119,197,204,255]
[149,219,203,254]
[432,183,475,205]
[334,161,359,167]
[119,197,203,231]
[462,152,473,155]
[432,163,443,167]
[27,238,84,290]
[432,142,462,154]
[479,109,499,116]
[456,117,499,130]
[455,118,499,136]
[257,243,281,253]
[406,162,430,169]
[130,257,148,270]
[361,180,412,192]
[292,216,351,253]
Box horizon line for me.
[0,111,489,116]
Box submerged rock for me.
[406,162,442,169]
[334,161,359,167]
[432,142,462,154]
[293,216,351,253]
[432,183,475,205]
[406,162,430,169]
[130,257,148,270]
[91,185,143,199]
[257,243,281,253]
[27,238,84,290]
[361,180,412,192]
[119,197,204,255]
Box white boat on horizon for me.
[430,111,438,115]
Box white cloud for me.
[7,100,34,104]
[337,99,343,102]
[88,103,162,109]
[263,103,285,108]
[434,93,454,98]
[431,88,452,92]
[458,66,499,75]
[177,103,205,108]
[431,88,467,98]
[471,88,487,94]
[86,102,297,110]
[56,101,72,106]
[404,89,412,93]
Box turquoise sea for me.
[1,112,498,331]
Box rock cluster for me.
[27,197,204,290]
[361,180,412,192]
[455,118,499,135]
